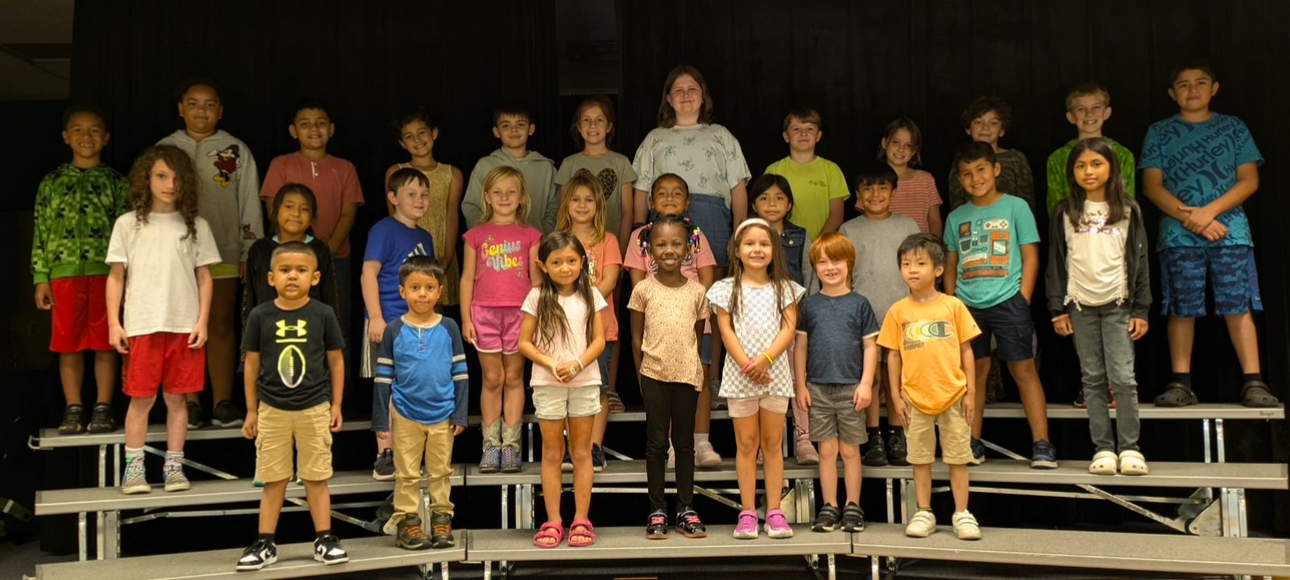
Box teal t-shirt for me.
[943,194,1039,309]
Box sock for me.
[1172,373,1192,390]
[694,433,709,445]
[258,533,274,543]
[866,426,881,439]
[316,530,331,540]
[918,507,932,513]
[890,426,903,436]
[125,446,143,462]
[165,450,183,466]
[1243,373,1263,385]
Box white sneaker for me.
[1089,451,1118,475]
[952,511,981,540]
[695,441,722,467]
[905,510,936,538]
[1118,450,1148,476]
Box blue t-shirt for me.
[944,194,1040,309]
[1139,113,1262,249]
[363,216,435,322]
[376,316,469,426]
[796,292,880,385]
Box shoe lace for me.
[403,524,427,539]
[649,514,667,526]
[680,512,701,526]
[431,522,451,536]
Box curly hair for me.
[127,145,201,240]
[961,95,1013,131]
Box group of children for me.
[31,59,1277,567]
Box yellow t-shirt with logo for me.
[764,156,850,241]
[876,293,981,415]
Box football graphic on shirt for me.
[277,345,307,389]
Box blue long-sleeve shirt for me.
[375,316,469,427]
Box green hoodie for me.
[31,163,129,284]
[462,148,558,233]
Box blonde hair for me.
[555,173,607,244]
[480,166,530,224]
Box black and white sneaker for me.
[373,449,395,481]
[236,539,277,571]
[211,400,244,428]
[313,534,349,565]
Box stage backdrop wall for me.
[619,0,1289,532]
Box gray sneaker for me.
[163,462,190,492]
[121,459,150,495]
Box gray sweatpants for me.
[1070,302,1140,452]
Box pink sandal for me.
[533,522,564,548]
[568,519,596,547]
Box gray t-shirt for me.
[796,292,880,385]
[555,151,637,238]
[838,214,920,319]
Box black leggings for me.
[641,375,699,512]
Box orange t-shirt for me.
[876,293,981,415]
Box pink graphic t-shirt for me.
[463,222,543,307]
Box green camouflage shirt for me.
[31,163,129,284]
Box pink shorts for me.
[123,333,206,397]
[727,394,791,419]
[471,305,522,354]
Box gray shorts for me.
[807,382,868,446]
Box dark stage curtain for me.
[620,0,1290,533]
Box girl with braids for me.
[106,144,221,495]
[707,218,805,539]
[519,232,608,548]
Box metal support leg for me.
[827,553,836,580]
[104,511,119,559]
[97,445,106,560]
[885,479,894,524]
[483,561,492,580]
[77,512,87,562]
[501,484,509,529]
[871,555,880,580]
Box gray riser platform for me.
[34,534,464,580]
[31,403,1282,450]
[468,524,851,561]
[36,468,466,516]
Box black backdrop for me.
[23,0,1285,546]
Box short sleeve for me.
[619,155,639,185]
[623,229,646,271]
[366,222,392,262]
[705,279,733,312]
[632,130,660,191]
[106,215,129,264]
[194,219,222,267]
[554,157,572,186]
[592,290,609,313]
[876,308,901,351]
[340,160,365,205]
[323,307,346,351]
[1139,124,1165,171]
[942,213,959,252]
[716,125,752,189]
[828,161,850,200]
[954,300,982,344]
[525,226,543,247]
[1014,199,1041,245]
[796,298,812,332]
[241,308,262,352]
[519,287,542,317]
[858,296,880,338]
[259,158,285,202]
[924,172,943,207]
[1232,119,1264,167]
[627,280,648,313]
[694,230,718,269]
[696,287,711,320]
[602,234,623,267]
[788,281,807,303]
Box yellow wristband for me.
[761,352,774,365]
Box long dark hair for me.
[725,218,795,324]
[533,232,598,350]
[127,145,201,240]
[1061,137,1129,226]
[748,174,794,222]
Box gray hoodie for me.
[462,148,558,233]
[157,130,263,265]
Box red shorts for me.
[123,333,206,397]
[50,276,112,353]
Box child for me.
[1045,83,1137,216]
[633,65,751,273]
[362,168,436,481]
[764,108,850,240]
[463,104,559,233]
[519,233,608,548]
[157,77,262,429]
[878,118,944,236]
[385,107,463,309]
[236,242,347,570]
[879,234,982,541]
[259,99,364,346]
[461,166,543,472]
[1046,138,1152,475]
[747,174,817,465]
[1140,61,1277,408]
[556,174,622,471]
[628,216,710,540]
[556,95,637,253]
[106,145,219,494]
[708,219,805,540]
[838,164,920,467]
[947,96,1034,212]
[33,104,128,434]
[794,233,879,533]
[943,143,1055,469]
[375,256,468,550]
[556,96,636,415]
[623,174,722,468]
[243,184,339,328]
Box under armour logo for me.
[275,320,308,343]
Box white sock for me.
[695,433,710,445]
[125,446,143,462]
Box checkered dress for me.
[707,278,805,399]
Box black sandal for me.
[1242,381,1280,408]
[1154,382,1198,407]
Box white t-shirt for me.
[106,211,221,337]
[520,288,609,388]
[706,278,805,399]
[1063,201,1130,307]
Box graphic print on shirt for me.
[208,144,242,187]
[954,218,1011,280]
[275,319,308,389]
[574,167,618,202]
[901,319,954,351]
[1075,205,1119,235]
[477,236,525,275]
